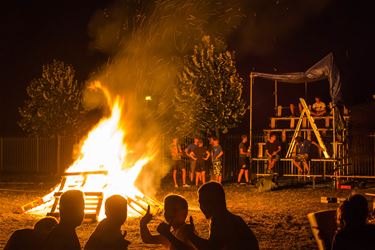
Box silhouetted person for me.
[140,194,196,250]
[85,195,130,250]
[4,216,58,250]
[187,181,259,250]
[292,136,320,174]
[265,133,281,173]
[331,194,375,250]
[190,139,210,187]
[43,190,84,250]
[237,134,251,185]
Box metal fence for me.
[349,132,375,177]
[0,132,374,180]
[0,136,79,175]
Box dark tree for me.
[175,36,247,137]
[18,60,85,136]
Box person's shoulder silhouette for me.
[4,216,58,250]
[198,181,259,250]
[332,194,375,250]
[43,190,85,250]
[85,195,129,250]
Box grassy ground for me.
[1,177,374,249]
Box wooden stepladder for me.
[286,98,330,159]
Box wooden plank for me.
[63,170,108,176]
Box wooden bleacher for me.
[252,98,349,178]
[270,115,349,129]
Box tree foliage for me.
[174,36,247,137]
[18,60,85,136]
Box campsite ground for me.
[1,176,374,249]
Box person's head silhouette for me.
[339,194,369,227]
[198,181,226,219]
[105,195,128,226]
[34,216,58,239]
[163,194,188,228]
[59,190,84,228]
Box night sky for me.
[1,0,374,136]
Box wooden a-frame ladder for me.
[286,98,330,159]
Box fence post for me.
[56,135,61,175]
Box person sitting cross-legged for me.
[84,195,130,250]
[187,181,259,250]
[140,194,196,250]
[311,97,327,116]
[5,216,58,250]
[42,190,85,250]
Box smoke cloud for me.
[84,0,245,194]
[84,0,330,194]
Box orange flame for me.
[28,81,154,219]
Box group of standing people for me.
[171,131,322,188]
[170,136,223,188]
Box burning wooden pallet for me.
[22,170,163,221]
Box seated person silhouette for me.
[43,190,85,250]
[187,181,259,250]
[311,97,327,116]
[331,194,375,250]
[289,102,303,117]
[292,136,320,174]
[140,194,196,250]
[84,195,130,250]
[4,216,58,250]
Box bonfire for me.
[22,81,162,220]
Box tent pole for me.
[275,80,278,111]
[249,73,254,152]
[333,105,336,158]
[304,82,308,100]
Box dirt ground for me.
[1,177,374,249]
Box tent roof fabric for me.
[251,72,325,83]
[250,52,342,104]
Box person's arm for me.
[157,223,193,250]
[265,143,271,157]
[189,233,214,250]
[189,151,197,161]
[239,146,247,157]
[274,145,281,155]
[204,150,210,160]
[185,146,190,158]
[266,150,272,158]
[140,206,169,245]
[215,147,224,160]
[311,141,322,149]
[185,216,216,250]
[178,145,183,156]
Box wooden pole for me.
[274,80,278,111]
[249,73,254,151]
